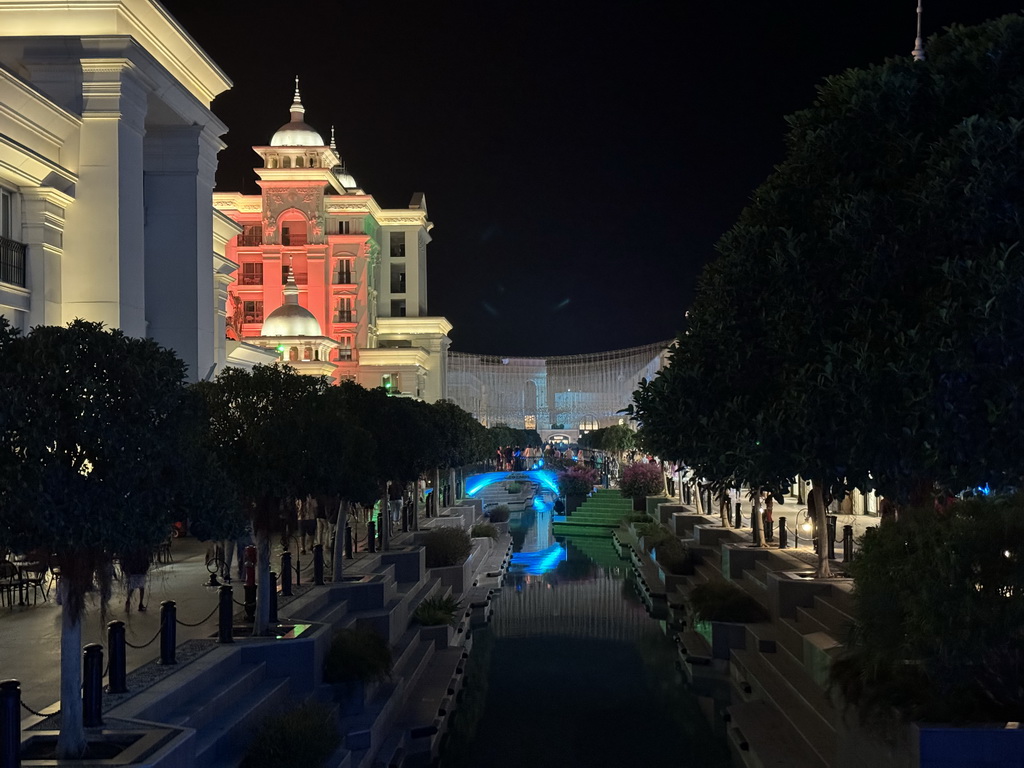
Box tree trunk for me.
[811,481,832,578]
[332,499,348,583]
[412,482,420,531]
[433,468,442,515]
[56,601,85,758]
[752,489,767,548]
[719,490,731,528]
[449,468,457,503]
[255,527,271,635]
[693,481,704,515]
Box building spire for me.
[330,125,337,151]
[290,75,305,119]
[912,0,926,61]
[283,255,299,304]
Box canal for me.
[440,500,731,768]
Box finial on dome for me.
[290,75,305,118]
[283,256,299,303]
[912,0,926,61]
[330,125,337,151]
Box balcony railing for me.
[333,311,354,323]
[0,236,26,287]
[239,274,263,286]
[332,273,353,285]
[237,233,263,247]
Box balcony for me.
[0,236,26,287]
[237,233,263,247]
[332,273,353,285]
[239,273,263,286]
[333,311,354,323]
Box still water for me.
[441,503,731,768]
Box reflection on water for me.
[440,493,730,768]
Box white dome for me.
[261,303,322,337]
[271,121,324,147]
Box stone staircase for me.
[552,489,634,531]
[80,518,511,768]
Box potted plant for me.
[414,594,463,648]
[619,462,665,511]
[557,465,600,513]
[471,522,498,539]
[323,627,392,714]
[423,526,474,594]
[241,701,341,768]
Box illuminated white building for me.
[0,0,272,377]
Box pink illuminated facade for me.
[214,81,451,400]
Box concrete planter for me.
[656,502,685,525]
[710,620,748,660]
[646,495,672,517]
[632,495,646,511]
[420,623,456,649]
[565,493,586,514]
[671,513,709,537]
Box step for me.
[166,660,269,730]
[811,591,855,638]
[730,648,837,766]
[794,605,832,637]
[727,700,829,768]
[194,674,292,767]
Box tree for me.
[632,14,1024,574]
[195,365,328,634]
[0,319,225,757]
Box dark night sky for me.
[161,0,1020,356]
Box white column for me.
[143,125,221,379]
[61,59,148,335]
[21,187,71,328]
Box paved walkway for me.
[0,527,401,717]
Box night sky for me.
[161,0,1019,356]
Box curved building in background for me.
[447,340,673,443]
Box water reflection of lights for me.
[509,543,566,575]
[465,469,560,497]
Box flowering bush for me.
[557,465,599,497]
[619,462,665,498]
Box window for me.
[333,297,353,323]
[238,224,263,247]
[338,220,350,235]
[332,258,353,284]
[390,234,405,258]
[1,188,11,239]
[282,157,292,168]
[240,262,263,285]
[336,336,353,361]
[295,157,304,168]
[382,373,400,394]
[241,300,264,324]
[281,225,306,247]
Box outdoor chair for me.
[19,562,48,604]
[0,561,22,607]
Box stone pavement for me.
[0,531,391,718]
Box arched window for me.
[303,345,313,361]
[295,157,304,168]
[282,157,292,169]
[310,157,318,167]
[268,157,278,169]
[289,347,299,361]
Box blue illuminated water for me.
[440,497,730,768]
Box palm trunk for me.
[56,602,85,757]
[332,499,348,583]
[811,481,832,578]
[255,528,271,635]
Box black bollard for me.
[368,521,376,553]
[1,679,21,768]
[294,551,301,587]
[313,544,325,586]
[159,601,177,665]
[843,524,854,562]
[218,586,234,644]
[280,551,293,596]
[106,621,128,694]
[827,515,837,560]
[243,583,256,622]
[269,572,279,623]
[734,502,742,529]
[345,524,353,559]
[82,644,103,727]
[779,516,788,549]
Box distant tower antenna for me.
[912,0,926,61]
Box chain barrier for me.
[125,622,163,649]
[20,700,58,718]
[232,597,247,607]
[175,603,219,627]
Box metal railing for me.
[237,233,263,247]
[0,236,26,287]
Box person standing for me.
[297,495,316,555]
[122,548,151,613]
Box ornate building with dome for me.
[215,79,452,401]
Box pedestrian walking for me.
[122,548,151,613]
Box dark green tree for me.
[0,319,226,757]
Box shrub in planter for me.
[557,465,600,497]
[688,581,768,623]
[414,594,462,626]
[505,481,523,493]
[655,537,692,575]
[471,522,498,539]
[634,522,673,551]
[424,526,473,568]
[628,513,651,523]
[619,462,665,499]
[486,504,510,523]
[323,627,392,684]
[241,700,340,768]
